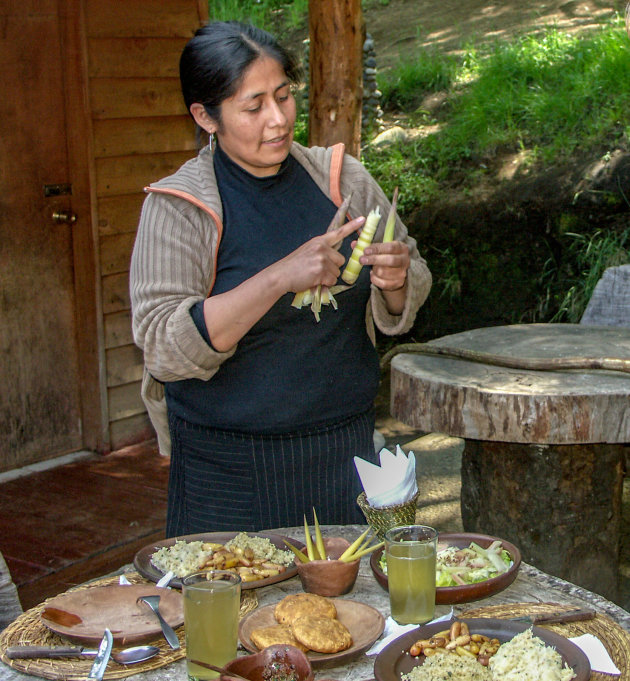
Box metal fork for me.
[136,595,180,649]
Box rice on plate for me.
[489,629,575,681]
[150,532,294,579]
[401,628,575,681]
[402,654,491,681]
[151,540,210,578]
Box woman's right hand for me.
[203,215,364,352]
[276,215,365,293]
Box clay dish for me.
[221,644,314,681]
[296,538,359,597]
[370,532,522,604]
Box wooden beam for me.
[308,0,364,158]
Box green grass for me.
[363,16,630,324]
[378,51,458,110]
[208,0,308,32]
[537,226,630,323]
[364,16,630,198]
[450,27,630,162]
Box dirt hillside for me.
[285,1,629,338]
[364,0,624,68]
[286,1,625,68]
[361,0,630,340]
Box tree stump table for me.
[390,323,630,600]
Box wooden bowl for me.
[221,644,314,681]
[296,538,359,597]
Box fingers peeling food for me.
[150,533,294,580]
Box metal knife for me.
[6,646,102,659]
[507,608,596,624]
[87,628,113,680]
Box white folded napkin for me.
[157,570,174,588]
[355,445,418,508]
[569,633,621,675]
[119,570,173,588]
[365,609,454,656]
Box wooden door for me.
[0,0,101,471]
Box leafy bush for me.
[208,0,308,32]
[538,225,630,323]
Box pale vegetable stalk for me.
[341,207,381,285]
[303,515,316,561]
[341,540,384,562]
[312,508,328,561]
[291,193,353,321]
[288,516,382,564]
[283,539,309,563]
[382,187,399,243]
[338,527,371,560]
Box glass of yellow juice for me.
[384,525,437,625]
[182,570,241,681]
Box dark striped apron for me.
[165,410,376,537]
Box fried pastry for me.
[274,593,337,624]
[250,624,309,651]
[291,614,353,653]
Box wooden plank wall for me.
[85,0,207,450]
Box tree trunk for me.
[308,0,363,158]
[460,439,625,601]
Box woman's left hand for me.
[359,240,410,291]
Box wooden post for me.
[308,0,364,158]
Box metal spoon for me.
[111,645,161,664]
[6,644,160,665]
[137,594,180,649]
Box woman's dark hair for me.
[180,21,302,125]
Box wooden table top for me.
[390,323,630,444]
[2,525,629,681]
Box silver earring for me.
[209,132,215,150]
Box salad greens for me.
[379,540,512,587]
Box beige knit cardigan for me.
[130,142,432,453]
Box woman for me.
[130,21,431,537]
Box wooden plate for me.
[370,532,521,604]
[239,599,385,669]
[134,531,304,590]
[40,584,183,646]
[373,617,590,681]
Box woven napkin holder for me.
[357,490,420,538]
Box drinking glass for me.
[182,570,241,680]
[384,524,437,625]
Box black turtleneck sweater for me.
[164,143,380,434]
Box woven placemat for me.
[0,572,258,680]
[462,601,630,681]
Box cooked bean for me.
[456,645,477,658]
